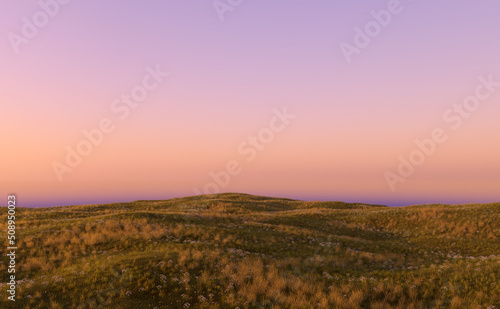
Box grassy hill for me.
[1,193,499,308]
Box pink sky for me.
[1,0,499,207]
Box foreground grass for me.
[1,193,499,308]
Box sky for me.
[1,0,499,207]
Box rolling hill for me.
[1,193,499,308]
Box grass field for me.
[1,193,499,308]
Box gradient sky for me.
[1,0,499,207]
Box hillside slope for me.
[1,193,499,308]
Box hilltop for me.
[1,193,499,308]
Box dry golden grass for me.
[1,193,498,308]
